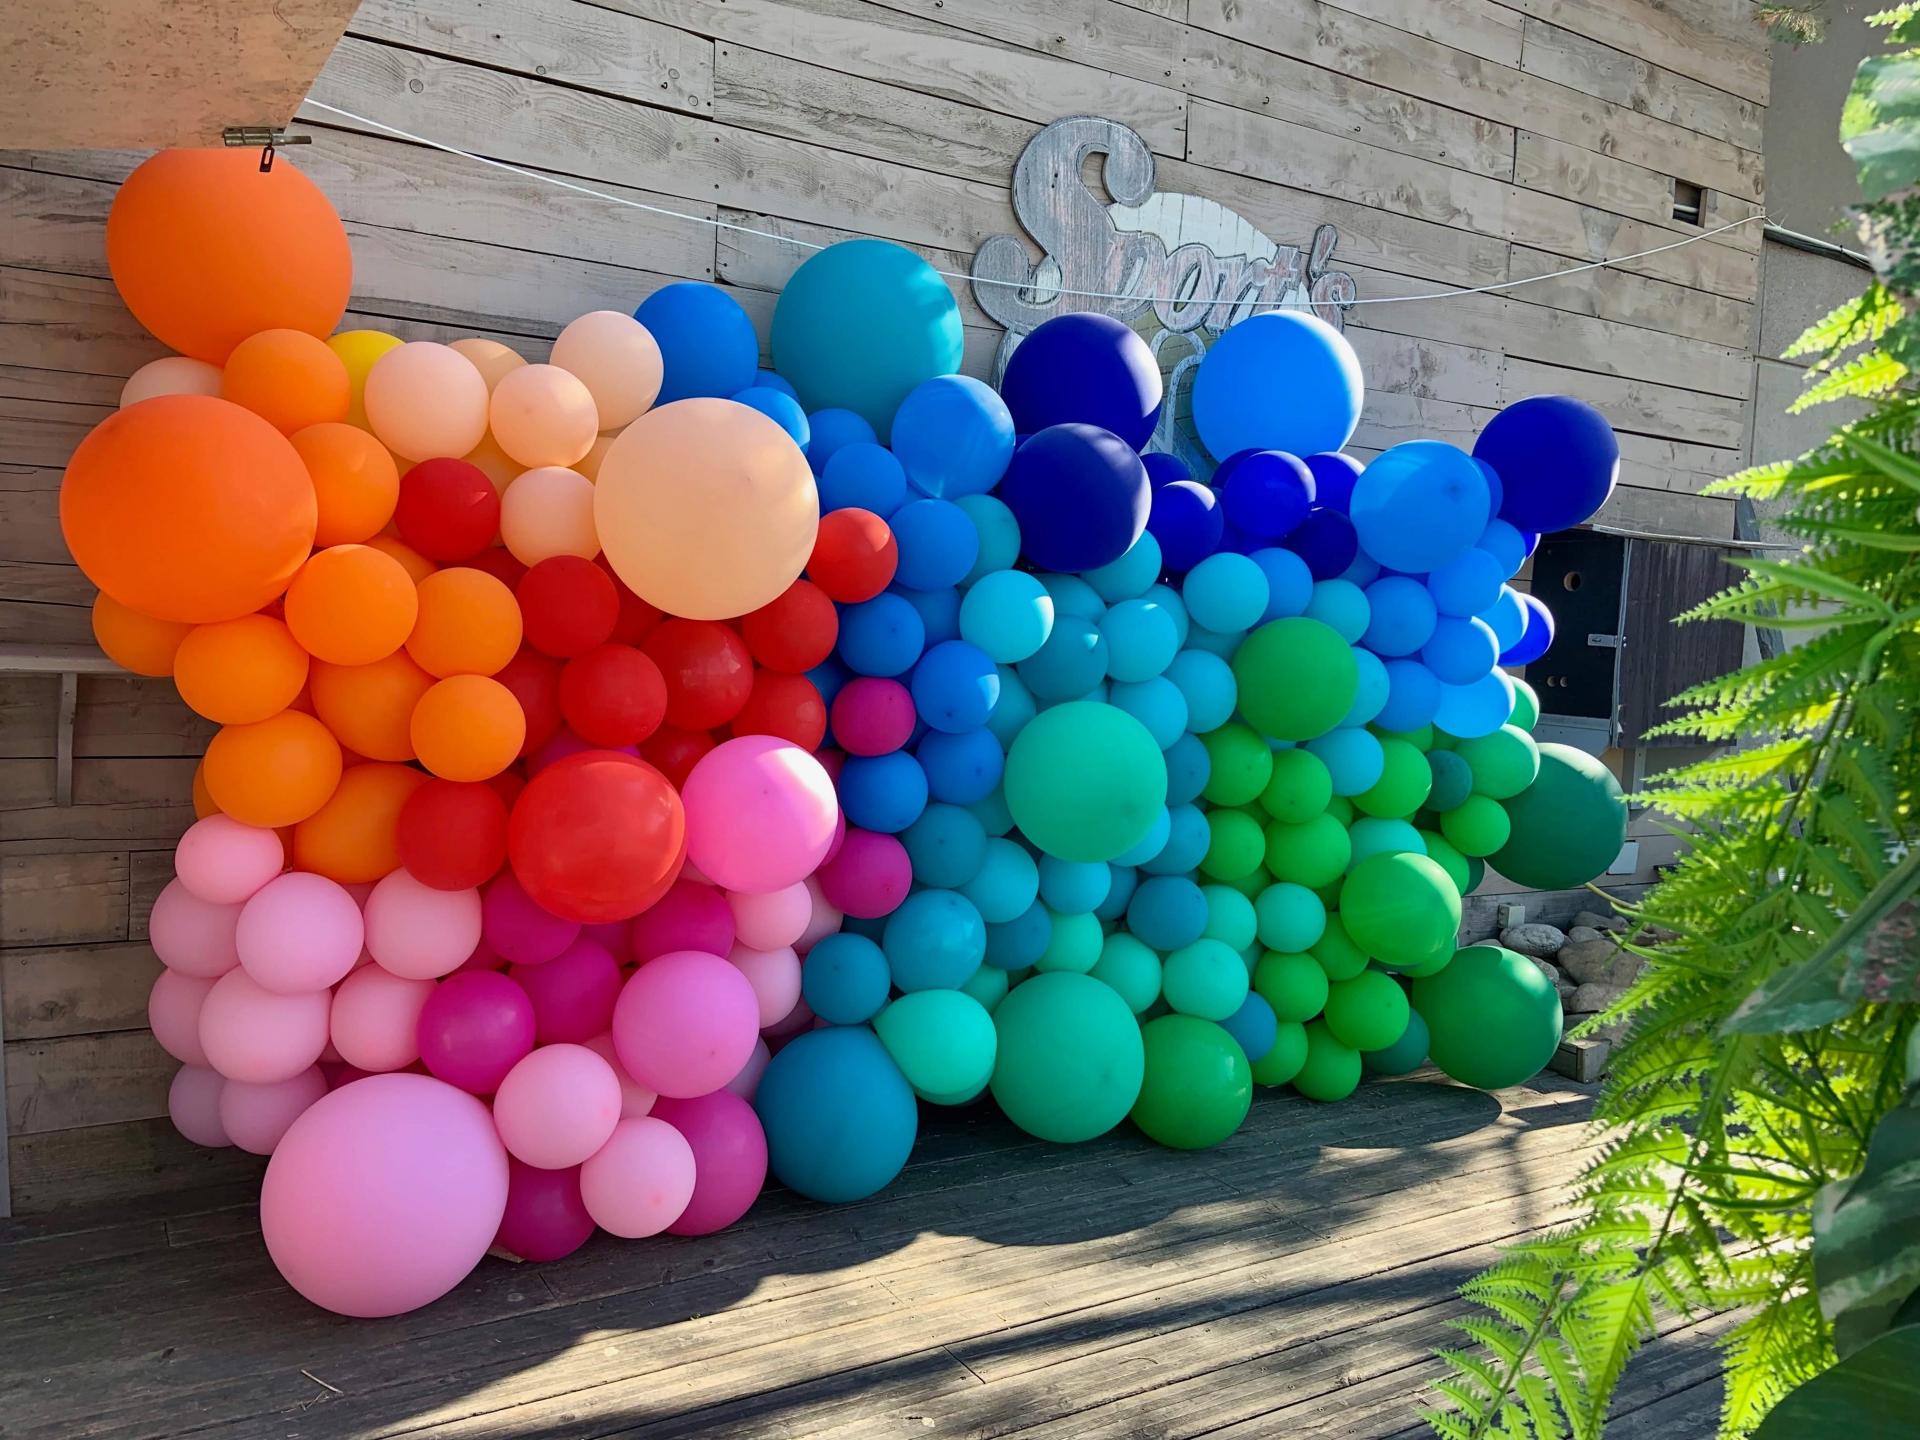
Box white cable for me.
[302,99,1766,309]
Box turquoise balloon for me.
[1165,648,1238,734]
[1038,855,1113,915]
[874,989,998,1103]
[960,570,1055,664]
[1364,1008,1430,1076]
[1162,938,1252,1021]
[959,494,1021,582]
[1084,531,1164,602]
[1110,676,1189,749]
[960,836,1040,924]
[801,933,892,1025]
[1090,932,1163,1014]
[1004,701,1168,862]
[990,972,1145,1142]
[900,803,988,889]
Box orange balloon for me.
[220,329,350,434]
[293,423,400,547]
[172,614,310,724]
[284,545,420,666]
[202,710,342,827]
[364,533,439,584]
[91,592,191,676]
[410,675,525,781]
[309,651,436,762]
[191,757,219,818]
[406,567,523,677]
[105,149,351,364]
[291,762,428,884]
[61,395,317,624]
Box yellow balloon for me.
[595,399,818,620]
[327,330,403,430]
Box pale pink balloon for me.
[550,311,663,431]
[121,356,222,408]
[611,950,760,1099]
[363,341,490,462]
[173,814,284,905]
[148,968,216,1066]
[148,879,243,978]
[169,1064,231,1147]
[492,1043,622,1170]
[219,1066,328,1155]
[500,465,599,565]
[763,995,816,1042]
[795,874,844,955]
[578,1116,695,1238]
[236,872,364,994]
[729,942,802,1029]
[364,868,482,979]
[681,737,839,894]
[723,1037,771,1101]
[199,969,331,1083]
[490,363,598,470]
[262,1073,508,1317]
[728,882,811,951]
[329,964,436,1073]
[583,1032,657,1118]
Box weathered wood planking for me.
[1498,0,1770,106]
[1516,16,1764,151]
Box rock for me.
[1557,937,1644,988]
[1568,982,1629,1015]
[1566,925,1606,945]
[1500,923,1567,958]
[1572,909,1629,934]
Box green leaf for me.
[1731,556,1885,612]
[1845,53,1920,199]
[1816,524,1920,553]
[1815,1092,1920,1356]
[1752,1325,1920,1437]
[1845,430,1920,498]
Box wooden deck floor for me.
[0,1072,1725,1439]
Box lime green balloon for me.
[1293,1019,1362,1101]
[1507,677,1540,731]
[1363,1009,1429,1076]
[1162,938,1250,1021]
[1251,1019,1309,1086]
[1233,618,1357,740]
[1418,829,1472,895]
[1311,912,1371,981]
[1201,808,1266,882]
[1253,949,1329,1023]
[1004,701,1168,862]
[1354,738,1434,819]
[1259,748,1332,823]
[1412,944,1563,1089]
[1201,723,1274,806]
[1130,1016,1252,1149]
[1490,744,1628,890]
[1263,813,1351,887]
[1457,724,1540,800]
[1035,908,1103,973]
[1091,932,1162,1014]
[990,971,1145,1141]
[1322,968,1411,1052]
[1441,794,1511,857]
[960,963,1009,1013]
[1338,852,1462,968]
[874,989,998,1104]
[1254,881,1326,953]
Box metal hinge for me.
[222,126,312,171]
[1587,633,1625,649]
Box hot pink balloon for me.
[365,868,482,979]
[581,920,632,964]
[219,1065,328,1154]
[483,870,580,965]
[629,878,734,964]
[728,882,811,951]
[817,829,912,918]
[149,968,216,1066]
[651,1090,767,1235]
[611,950,760,1099]
[511,938,622,1045]
[262,1073,509,1317]
[148,879,243,978]
[729,942,802,1029]
[578,1116,695,1238]
[583,1032,656,1118]
[417,970,536,1094]
[174,814,284,905]
[723,1036,771,1101]
[329,965,435,1073]
[681,736,838,894]
[495,1158,597,1263]
[236,872,364,993]
[455,939,509,974]
[169,1064,231,1147]
[492,1043,622,1169]
[199,969,331,1083]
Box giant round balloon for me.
[1474,395,1619,534]
[507,751,686,923]
[754,1025,919,1202]
[990,971,1146,1143]
[998,424,1152,573]
[1000,313,1163,450]
[1412,944,1563,1089]
[1349,442,1490,575]
[1489,743,1628,890]
[1191,311,1363,461]
[1003,702,1167,863]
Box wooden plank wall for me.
[0,0,1770,1211]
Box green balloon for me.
[1372,723,1435,753]
[1263,812,1351,887]
[1507,677,1541,731]
[1162,938,1251,1021]
[1347,816,1425,866]
[1201,723,1274,806]
[1201,883,1258,951]
[1254,881,1327,953]
[1419,829,1472,895]
[1425,749,1474,812]
[874,989,997,1104]
[1364,1009,1429,1076]
[1035,908,1103,973]
[1253,949,1330,1023]
[1441,794,1511,857]
[1464,855,1486,893]
[1293,1019,1362,1101]
[1233,618,1357,740]
[1004,701,1168,862]
[1456,725,1541,800]
[1393,940,1456,978]
[960,963,1009,1013]
[1311,912,1371,981]
[1251,1020,1309,1086]
[1338,852,1463,969]
[990,971,1145,1141]
[1130,1016,1253,1149]
[1322,968,1411,1052]
[1354,738,1433,818]
[1413,945,1563,1089]
[1325,793,1355,826]
[1202,808,1267,882]
[1090,932,1162,1014]
[1259,748,1333,823]
[1491,744,1628,890]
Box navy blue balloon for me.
[1128,874,1209,951]
[1286,509,1359,581]
[807,657,851,708]
[910,640,1000,733]
[731,386,810,449]
[1304,452,1363,513]
[837,592,926,677]
[634,282,759,403]
[1376,658,1442,733]
[756,1026,918,1203]
[806,408,879,478]
[1000,313,1163,450]
[1000,425,1152,573]
[838,751,929,833]
[890,499,979,591]
[1474,395,1618,533]
[818,443,907,517]
[1521,529,1542,559]
[1147,479,1225,572]
[1219,450,1314,541]
[1500,592,1557,665]
[1222,993,1280,1063]
[985,899,1053,970]
[1422,615,1499,685]
[1143,452,1191,489]
[916,725,1004,804]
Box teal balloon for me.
[990,972,1145,1142]
[1038,856,1111,915]
[958,494,1021,582]
[874,989,998,1103]
[801,933,891,1025]
[755,1026,918,1202]
[1364,1009,1429,1076]
[1004,701,1168,862]
[960,836,1040,924]
[770,239,963,439]
[901,803,988,889]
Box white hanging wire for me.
[302,99,1767,309]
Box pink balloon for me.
[729,942,802,1029]
[611,950,760,1099]
[262,1073,508,1316]
[418,971,535,1094]
[492,1043,622,1169]
[148,878,243,978]
[829,677,916,756]
[728,882,810,951]
[817,829,912,918]
[455,939,509,974]
[236,872,364,993]
[365,869,482,979]
[483,870,580,965]
[796,874,844,954]
[651,1090,767,1235]
[149,968,216,1066]
[174,815,284,905]
[681,736,838,893]
[583,1032,656,1118]
[510,938,622,1045]
[578,1116,694,1238]
[763,995,816,1042]
[495,1158,596,1263]
[823,805,847,864]
[723,1037,771,1101]
[219,1066,327,1154]
[199,969,331,1083]
[169,1064,231,1147]
[629,879,733,964]
[323,1061,375,1091]
[329,965,435,1073]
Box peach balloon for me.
[170,1065,233,1147]
[490,364,598,469]
[221,328,350,434]
[198,968,332,1083]
[292,762,429,884]
[363,342,490,461]
[293,423,400,546]
[329,964,436,1071]
[595,399,819,620]
[551,311,663,431]
[284,544,420,666]
[364,533,438,584]
[173,614,310,724]
[327,330,403,429]
[575,433,617,482]
[461,433,518,496]
[202,710,343,827]
[91,592,192,676]
[500,466,599,565]
[149,969,218,1066]
[406,567,522,677]
[411,675,525,781]
[192,759,219,819]
[310,651,436,762]
[220,1066,328,1154]
[449,338,527,391]
[121,356,222,408]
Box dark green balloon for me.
[1250,1020,1308,1086]
[1364,1009,1429,1076]
[1338,852,1462,969]
[1412,944,1563,1089]
[1507,677,1540,731]
[1233,618,1357,741]
[1130,1015,1253,1149]
[990,971,1145,1141]
[1490,744,1628,890]
[1292,1019,1362,1101]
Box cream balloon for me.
[489,363,598,469]
[362,342,489,462]
[501,465,599,565]
[550,311,664,431]
[121,356,223,408]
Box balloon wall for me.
[73,149,1627,1318]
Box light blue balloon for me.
[1165,732,1212,806]
[1113,806,1172,868]
[1361,576,1437,656]
[1110,676,1189,750]
[882,888,986,990]
[1143,803,1211,875]
[1039,856,1111,915]
[1304,579,1371,643]
[1144,583,1190,647]
[917,724,1005,805]
[1305,726,1385,796]
[1435,670,1516,740]
[1041,573,1107,621]
[1427,548,1504,618]
[1348,816,1427,865]
[806,409,879,478]
[1477,519,1527,578]
[1165,648,1237,734]
[800,933,893,1025]
[1018,614,1109,701]
[961,836,1040,923]
[1251,547,1314,620]
[891,375,1015,499]
[1377,659,1443,733]
[1190,311,1363,460]
[1343,647,1390,729]
[959,570,1055,664]
[1183,624,1242,660]
[901,802,989,888]
[959,494,1021,582]
[983,665,1035,750]
[634,282,757,402]
[1128,874,1210,951]
[1350,441,1491,574]
[731,386,810,449]
[1100,598,1181,683]
[1183,552,1269,635]
[1422,615,1499,685]
[1084,531,1164,602]
[1482,584,1528,651]
[756,1026,917,1203]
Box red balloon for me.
[596,555,663,645]
[807,508,897,603]
[730,670,827,750]
[740,580,838,673]
[517,556,618,658]
[488,768,528,813]
[394,458,500,563]
[464,546,528,590]
[493,647,564,756]
[640,724,716,790]
[642,619,754,730]
[396,779,509,890]
[495,1159,596,1263]
[558,644,667,748]
[508,751,686,923]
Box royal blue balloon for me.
[1481,585,1528,653]
[1143,803,1211,875]
[1361,576,1437,656]
[1110,676,1189,749]
[1305,726,1385,796]
[1165,731,1212,806]
[1473,457,1505,518]
[1143,452,1191,488]
[1304,579,1371,644]
[837,592,926,677]
[1147,480,1225,573]
[1522,530,1542,559]
[910,640,1000,733]
[882,888,986,990]
[1434,670,1516,740]
[891,499,979,591]
[1286,510,1358,581]
[1017,613,1110,701]
[1100,598,1182,682]
[801,932,893,1025]
[1000,313,1163,450]
[731,386,811,449]
[818,442,907,517]
[1222,993,1280,1063]
[901,585,960,647]
[1039,856,1112,915]
[756,1026,918,1203]
[891,375,1015,499]
[901,803,989,888]
[1422,615,1499,685]
[1350,442,1491,574]
[838,750,929,833]
[960,837,1040,924]
[1128,875,1210,951]
[1098,864,1141,921]
[1500,592,1557,666]
[1376,659,1443,733]
[633,282,758,403]
[1183,552,1270,635]
[1219,450,1314,541]
[806,409,879,477]
[958,494,1021,581]
[985,898,1053,970]
[1250,547,1314,620]
[1478,519,1527,578]
[1166,648,1237,734]
[1304,452,1363,514]
[1192,312,1363,460]
[1000,424,1152,573]
[1427,547,1505,617]
[754,369,798,400]
[1475,395,1619,533]
[1343,647,1390,729]
[916,725,1004,805]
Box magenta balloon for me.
[174,814,284,905]
[578,1116,695,1238]
[495,1158,597,1262]
[149,968,215,1066]
[630,878,736,963]
[611,949,760,1098]
[262,1073,509,1316]
[483,870,581,965]
[581,920,632,963]
[651,1090,768,1235]
[329,965,435,1073]
[236,871,365,993]
[681,736,838,893]
[199,968,331,1083]
[169,1064,231,1147]
[492,1043,623,1169]
[510,938,623,1044]
[830,677,916,756]
[416,970,536,1095]
[219,1066,327,1155]
[816,828,912,917]
[148,878,243,978]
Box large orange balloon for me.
[91,593,191,676]
[221,329,350,434]
[594,399,819,620]
[406,568,522,677]
[61,395,316,623]
[291,762,428,884]
[203,710,342,827]
[105,149,351,363]
[173,614,310,724]
[410,675,525,781]
[309,651,436,762]
[293,423,400,547]
[284,545,420,666]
